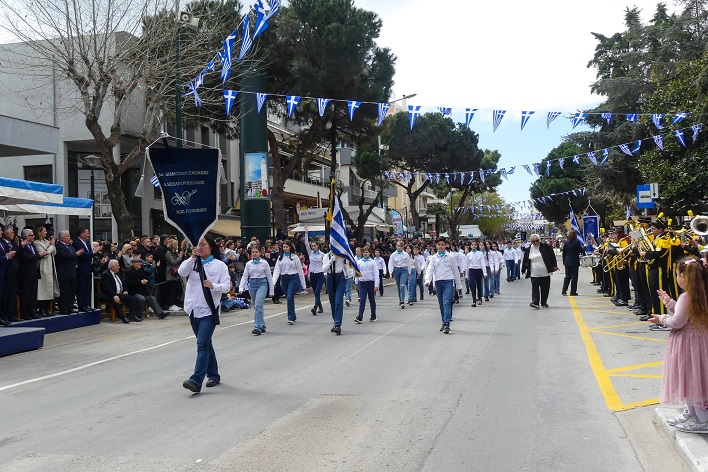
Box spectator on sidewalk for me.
[34,225,57,317]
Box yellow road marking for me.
[609,373,662,379]
[606,361,663,374]
[590,322,647,330]
[582,310,637,316]
[590,330,667,343]
[569,296,662,411]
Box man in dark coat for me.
[100,259,140,323]
[0,226,20,323]
[124,257,168,319]
[18,228,42,320]
[55,230,78,315]
[561,230,586,296]
[0,224,17,326]
[72,227,93,311]
[152,234,169,309]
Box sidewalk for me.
[654,407,708,472]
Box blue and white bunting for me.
[253,0,269,39]
[673,129,686,147]
[184,76,203,108]
[493,110,506,132]
[653,134,664,150]
[545,161,551,176]
[347,101,361,121]
[317,98,332,117]
[507,166,515,175]
[479,171,485,184]
[465,108,477,129]
[445,173,450,184]
[601,113,613,124]
[572,112,588,129]
[587,151,598,166]
[619,144,632,156]
[547,111,562,129]
[286,95,301,117]
[600,148,609,165]
[500,168,507,180]
[652,113,665,130]
[672,112,688,125]
[256,93,268,114]
[408,105,422,130]
[572,154,581,165]
[521,111,534,131]
[438,107,452,116]
[218,30,237,83]
[237,15,253,61]
[149,176,160,189]
[692,124,702,143]
[224,90,238,116]
[626,114,639,122]
[626,206,632,220]
[559,157,565,169]
[377,103,390,127]
[468,171,474,185]
[205,60,216,73]
[533,163,540,176]
[523,164,532,175]
[267,0,281,19]
[631,140,642,154]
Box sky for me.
[354,0,679,206]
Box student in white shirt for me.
[413,245,426,301]
[304,227,325,315]
[238,244,274,335]
[388,240,412,309]
[272,240,306,325]
[513,242,523,280]
[480,241,492,301]
[374,248,387,296]
[323,251,347,335]
[490,242,503,295]
[466,240,487,307]
[354,246,379,322]
[425,237,462,334]
[503,242,517,282]
[405,245,419,305]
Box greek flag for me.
[218,30,238,83]
[601,113,613,124]
[267,0,281,19]
[507,166,515,175]
[256,93,269,114]
[286,95,301,117]
[149,176,160,189]
[558,158,565,169]
[520,111,534,130]
[692,124,702,143]
[253,0,269,39]
[347,101,361,121]
[330,194,360,276]
[468,171,475,185]
[465,108,477,129]
[626,206,632,220]
[237,15,253,61]
[377,103,390,127]
[545,161,551,176]
[317,98,332,117]
[522,164,532,175]
[653,134,664,150]
[569,206,584,243]
[500,168,507,180]
[223,90,238,116]
[672,112,688,125]
[438,107,452,116]
[547,111,561,128]
[533,163,540,175]
[587,151,598,166]
[572,112,587,129]
[631,140,642,154]
[408,105,422,130]
[673,129,686,147]
[600,148,610,165]
[479,170,485,184]
[493,110,506,132]
[572,155,581,165]
[626,114,639,122]
[652,114,665,130]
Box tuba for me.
[690,215,708,236]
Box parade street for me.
[0,262,687,471]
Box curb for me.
[654,407,708,472]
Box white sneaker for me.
[668,408,695,426]
[168,305,181,311]
[675,416,708,434]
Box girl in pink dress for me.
[649,257,708,434]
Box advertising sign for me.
[244,152,269,199]
[390,209,403,236]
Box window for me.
[24,165,53,184]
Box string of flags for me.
[506,223,545,231]
[461,187,588,213]
[381,123,701,186]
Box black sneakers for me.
[443,323,450,334]
[332,325,341,335]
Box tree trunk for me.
[354,183,383,242]
[268,130,286,235]
[102,157,133,242]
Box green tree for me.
[260,0,395,233]
[349,130,389,241]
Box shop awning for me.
[0,176,63,205]
[0,197,93,216]
[210,215,242,237]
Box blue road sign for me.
[636,184,654,209]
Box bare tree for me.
[0,0,246,240]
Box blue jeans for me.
[514,262,521,280]
[493,270,501,294]
[249,277,268,330]
[310,272,324,307]
[435,279,454,323]
[358,280,376,319]
[327,272,346,326]
[280,274,299,321]
[392,267,408,303]
[483,266,491,297]
[407,269,417,302]
[345,277,353,302]
[506,262,514,281]
[189,313,219,388]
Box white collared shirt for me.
[239,258,274,296]
[178,257,232,318]
[355,258,380,285]
[374,256,387,275]
[273,254,306,289]
[388,250,412,273]
[425,251,462,288]
[466,251,488,276]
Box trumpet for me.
[602,244,632,272]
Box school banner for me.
[582,215,600,242]
[148,147,220,246]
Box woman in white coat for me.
[33,225,58,317]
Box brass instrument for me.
[602,244,632,272]
[690,215,708,236]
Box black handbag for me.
[195,258,220,325]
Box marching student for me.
[388,240,412,309]
[323,251,347,335]
[374,248,387,296]
[354,246,379,323]
[304,227,325,315]
[272,240,306,325]
[466,240,487,307]
[503,242,516,282]
[238,244,274,336]
[413,245,426,301]
[490,242,503,295]
[425,237,462,334]
[406,245,420,305]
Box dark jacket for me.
[124,266,151,296]
[73,238,94,275]
[100,269,125,300]
[153,243,168,280]
[562,239,585,267]
[18,242,41,281]
[55,241,78,280]
[521,243,558,278]
[0,238,19,281]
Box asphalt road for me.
[0,261,687,471]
